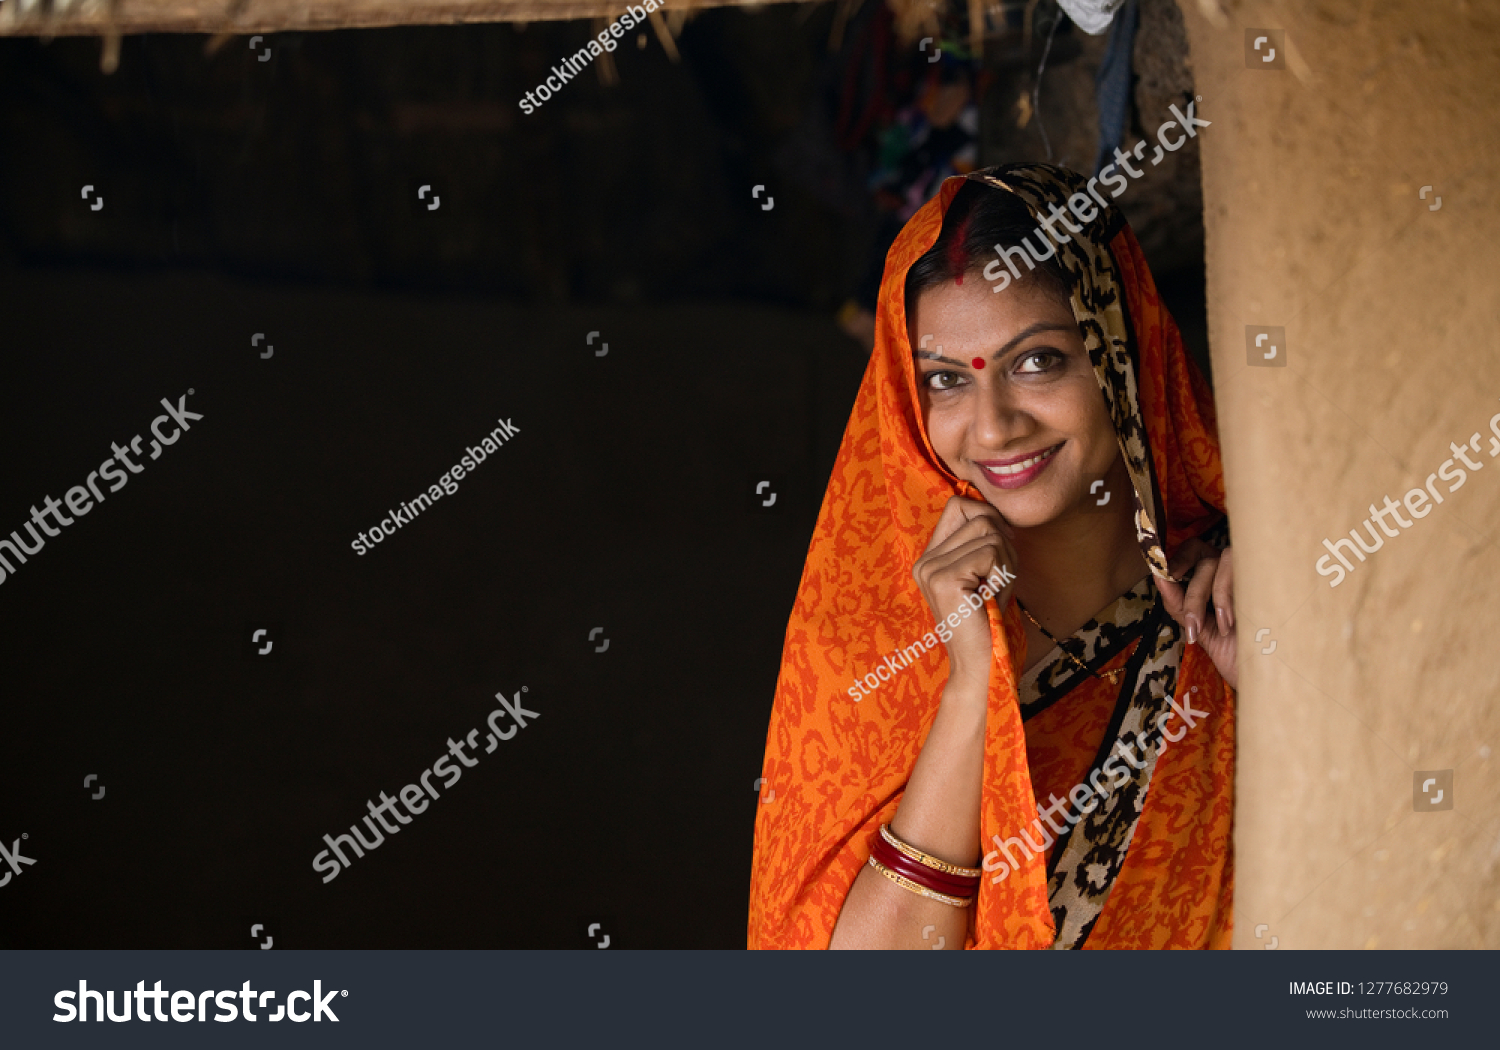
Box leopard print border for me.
[1018,577,1155,721]
[1046,603,1182,949]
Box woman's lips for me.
[976,443,1063,490]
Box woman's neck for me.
[1010,462,1149,640]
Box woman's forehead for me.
[909,276,1078,340]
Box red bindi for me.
[971,357,986,369]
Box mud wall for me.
[1181,0,1500,948]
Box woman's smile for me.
[975,442,1064,488]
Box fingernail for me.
[1186,615,1198,645]
[1226,606,1235,630]
[1216,607,1227,634]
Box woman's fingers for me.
[917,533,1011,599]
[924,495,996,555]
[1166,538,1210,580]
[1213,548,1234,632]
[921,497,1011,556]
[1157,545,1238,686]
[1181,556,1218,645]
[1153,575,1182,618]
[919,504,1008,567]
[921,534,1014,595]
[1154,572,1206,643]
[921,498,978,555]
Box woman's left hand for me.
[1153,540,1237,689]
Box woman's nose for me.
[969,379,1026,447]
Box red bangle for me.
[879,823,982,877]
[875,848,977,896]
[867,857,974,907]
[868,834,980,896]
[869,831,980,887]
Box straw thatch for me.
[0,0,786,35]
[1,0,1011,84]
[0,0,996,40]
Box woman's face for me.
[909,273,1122,529]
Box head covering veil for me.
[747,163,1234,950]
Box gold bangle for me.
[880,824,982,878]
[867,857,974,908]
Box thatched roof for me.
[1,0,987,80]
[0,0,790,35]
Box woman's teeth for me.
[988,446,1057,475]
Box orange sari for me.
[747,165,1233,950]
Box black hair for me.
[903,179,1071,321]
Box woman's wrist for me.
[942,663,990,705]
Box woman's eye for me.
[923,370,964,391]
[1015,350,1063,374]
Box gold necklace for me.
[1016,600,1122,687]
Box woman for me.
[747,163,1236,950]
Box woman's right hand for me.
[832,495,1015,950]
[911,496,1018,694]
